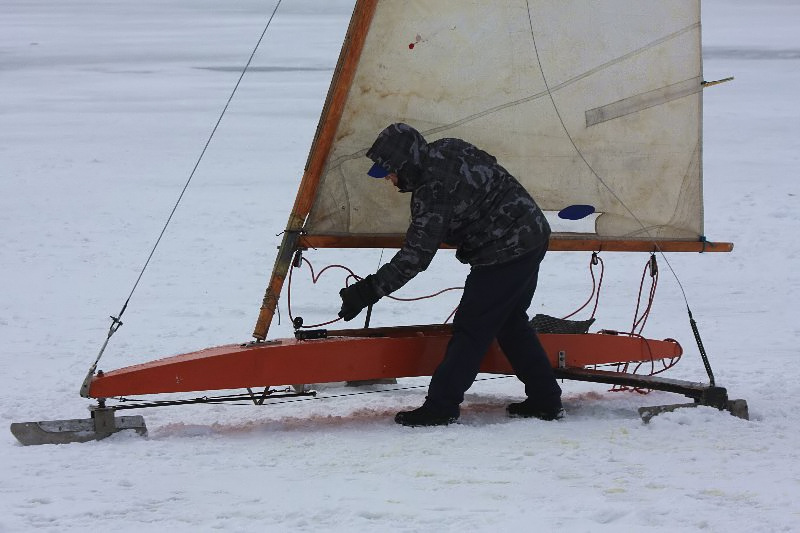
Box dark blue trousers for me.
[426,244,561,415]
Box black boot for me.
[395,404,458,427]
[507,398,565,421]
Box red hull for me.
[88,327,682,398]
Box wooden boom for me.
[299,235,733,253]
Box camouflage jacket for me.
[365,123,550,297]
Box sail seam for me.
[320,22,701,174]
[585,76,703,127]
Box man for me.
[338,123,563,426]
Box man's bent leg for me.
[425,251,546,413]
[497,313,562,406]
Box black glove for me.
[338,275,380,321]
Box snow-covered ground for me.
[2,1,798,531]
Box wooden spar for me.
[252,0,379,341]
[298,235,734,253]
[88,327,682,398]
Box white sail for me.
[302,0,703,242]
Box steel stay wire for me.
[80,1,285,397]
[108,374,518,410]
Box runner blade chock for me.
[10,408,147,446]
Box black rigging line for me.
[80,1,285,395]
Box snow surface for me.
[1,0,799,531]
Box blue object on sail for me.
[558,204,596,220]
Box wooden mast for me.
[252,0,380,340]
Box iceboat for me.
[12,0,747,446]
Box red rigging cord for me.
[561,252,604,321]
[286,259,353,329]
[289,252,661,337]
[554,253,676,394]
[559,252,660,337]
[289,254,683,394]
[443,306,459,325]
[593,331,681,394]
[631,254,659,335]
[286,256,463,328]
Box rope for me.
[631,254,659,335]
[286,256,463,328]
[524,2,716,384]
[80,1,285,386]
[597,331,682,394]
[562,252,604,320]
